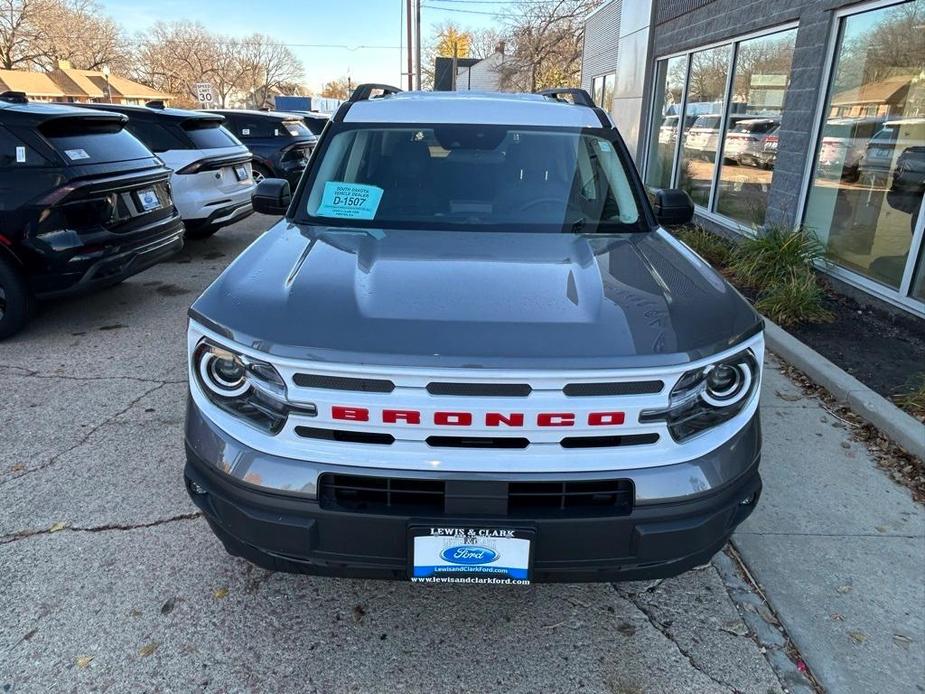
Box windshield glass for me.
[301,125,643,233]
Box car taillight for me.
[176,160,208,175]
[766,135,778,143]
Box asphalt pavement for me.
[0,213,918,693]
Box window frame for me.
[794,0,925,317]
[642,20,799,234]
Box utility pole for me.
[414,0,422,90]
[405,0,413,90]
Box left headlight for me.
[641,349,760,442]
[193,340,312,433]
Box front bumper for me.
[184,401,762,583]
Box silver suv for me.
[184,85,764,584]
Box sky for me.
[99,0,509,92]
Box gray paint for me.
[185,397,762,505]
[189,220,760,369]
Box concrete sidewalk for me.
[734,358,925,694]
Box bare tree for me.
[496,0,602,92]
[238,33,304,108]
[135,21,220,107]
[320,76,351,100]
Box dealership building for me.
[581,0,924,316]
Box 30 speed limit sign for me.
[194,82,214,105]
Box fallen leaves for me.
[48,522,68,533]
[848,630,867,644]
[212,587,229,599]
[76,655,94,669]
[138,642,159,657]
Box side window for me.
[0,126,52,167]
[125,121,184,152]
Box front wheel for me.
[0,256,33,339]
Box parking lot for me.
[0,213,795,693]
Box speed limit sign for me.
[194,82,214,105]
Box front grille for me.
[295,426,393,445]
[508,480,634,515]
[563,381,664,396]
[426,436,530,449]
[427,382,532,396]
[292,373,395,392]
[561,433,659,448]
[318,474,634,517]
[320,475,444,514]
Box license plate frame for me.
[136,188,161,212]
[408,526,534,585]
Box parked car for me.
[892,145,925,193]
[816,117,884,182]
[738,125,780,170]
[0,92,183,338]
[209,109,316,187]
[73,102,255,239]
[657,114,697,148]
[859,118,925,180]
[184,85,764,584]
[683,114,753,161]
[286,110,330,137]
[723,118,779,165]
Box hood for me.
[191,222,761,369]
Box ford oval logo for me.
[441,545,499,565]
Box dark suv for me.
[0,93,184,338]
[209,110,315,186]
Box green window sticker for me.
[315,182,384,220]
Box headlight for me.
[193,340,314,433]
[641,349,759,442]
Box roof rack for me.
[538,88,596,108]
[0,91,29,104]
[145,100,166,109]
[349,83,402,103]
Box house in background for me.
[434,46,507,93]
[0,70,66,102]
[0,61,171,105]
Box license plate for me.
[136,188,160,211]
[234,164,249,181]
[410,527,532,584]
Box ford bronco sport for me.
[185,85,764,584]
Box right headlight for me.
[640,349,759,442]
[193,339,314,433]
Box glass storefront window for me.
[592,74,616,112]
[715,29,797,226]
[644,55,688,190]
[677,45,732,207]
[803,0,925,292]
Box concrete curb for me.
[763,319,925,460]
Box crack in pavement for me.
[0,381,172,487]
[614,584,738,693]
[0,364,186,385]
[0,512,203,545]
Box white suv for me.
[75,102,255,238]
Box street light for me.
[102,65,112,103]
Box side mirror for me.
[653,188,694,227]
[252,178,291,216]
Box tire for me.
[251,163,271,185]
[184,224,221,240]
[0,255,33,339]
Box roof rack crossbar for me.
[348,83,403,103]
[538,88,596,108]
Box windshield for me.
[301,124,644,233]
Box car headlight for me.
[641,349,759,442]
[193,340,314,433]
